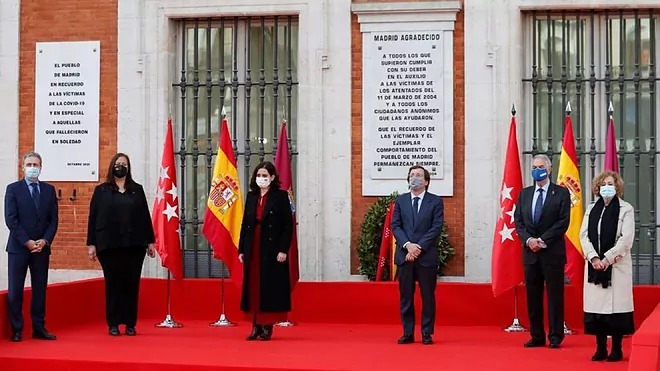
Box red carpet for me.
[0,321,633,371]
[0,279,658,370]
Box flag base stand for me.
[210,313,237,327]
[503,286,527,333]
[563,322,576,335]
[275,320,295,327]
[210,273,236,327]
[155,272,183,328]
[504,318,527,333]
[156,314,183,328]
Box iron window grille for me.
[522,9,659,284]
[173,16,299,278]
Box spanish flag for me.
[202,115,244,289]
[557,112,584,285]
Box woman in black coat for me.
[238,161,293,341]
[86,153,156,336]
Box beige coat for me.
[579,198,635,314]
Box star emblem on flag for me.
[162,202,179,222]
[505,204,516,224]
[499,224,515,242]
[151,119,183,279]
[500,185,513,202]
[491,112,525,297]
[497,183,518,243]
[155,186,165,204]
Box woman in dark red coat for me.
[238,161,293,341]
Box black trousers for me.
[398,262,437,336]
[97,248,146,327]
[524,262,565,344]
[7,251,50,332]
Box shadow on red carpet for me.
[0,279,657,371]
[0,321,637,371]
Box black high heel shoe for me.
[246,325,263,341]
[259,325,273,341]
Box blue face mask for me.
[531,168,548,182]
[600,185,616,199]
[24,167,40,180]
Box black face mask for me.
[113,165,128,179]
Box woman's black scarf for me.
[587,196,620,289]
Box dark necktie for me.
[533,188,544,224]
[30,183,40,209]
[412,197,420,224]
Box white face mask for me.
[256,177,271,189]
[599,184,616,199]
[24,167,40,180]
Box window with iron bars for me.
[174,17,299,278]
[522,10,659,284]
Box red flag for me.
[274,121,300,290]
[152,119,183,279]
[604,114,619,173]
[376,201,395,281]
[390,232,397,281]
[491,115,524,297]
[202,116,244,289]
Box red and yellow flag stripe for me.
[557,114,584,285]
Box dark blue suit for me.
[391,191,444,336]
[4,179,58,333]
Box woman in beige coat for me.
[579,170,635,362]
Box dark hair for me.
[407,165,431,191]
[104,152,135,189]
[249,161,281,193]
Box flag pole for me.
[275,117,295,328]
[562,102,577,336]
[210,262,236,327]
[155,271,183,328]
[562,274,576,335]
[209,108,237,328]
[501,105,526,333]
[503,285,527,332]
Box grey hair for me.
[532,154,552,168]
[23,151,42,166]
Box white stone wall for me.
[0,0,21,290]
[462,0,660,283]
[0,0,106,290]
[4,0,658,288]
[117,0,353,281]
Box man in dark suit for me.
[392,165,444,345]
[514,154,570,349]
[4,152,58,342]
